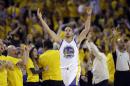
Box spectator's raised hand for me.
[112,26,120,36]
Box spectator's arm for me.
[22,46,29,65]
[111,28,120,52]
[5,61,14,70]
[89,42,103,60]
[0,60,14,70]
[30,68,43,74]
[10,21,21,35]
[17,45,29,66]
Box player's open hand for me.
[37,8,42,19]
[86,7,92,15]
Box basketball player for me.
[37,7,92,86]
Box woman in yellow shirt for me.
[26,47,43,86]
[38,39,64,86]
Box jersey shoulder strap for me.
[59,40,63,49]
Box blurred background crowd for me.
[0,0,130,86]
[0,0,130,46]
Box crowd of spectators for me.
[0,0,130,85]
[0,0,130,47]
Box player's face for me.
[64,27,74,38]
[33,48,38,59]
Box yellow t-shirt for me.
[39,50,62,81]
[26,58,39,82]
[106,53,115,83]
[59,31,65,39]
[0,55,8,61]
[6,56,23,86]
[0,55,8,86]
[7,6,20,17]
[79,49,86,76]
[33,24,43,35]
[100,0,108,10]
[28,1,41,11]
[67,1,78,17]
[79,49,85,63]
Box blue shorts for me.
[69,77,80,86]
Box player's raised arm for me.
[77,7,92,44]
[37,8,61,43]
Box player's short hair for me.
[63,25,75,32]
